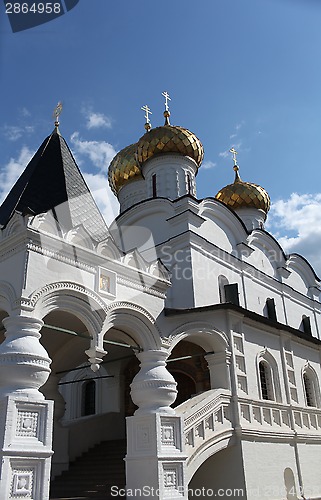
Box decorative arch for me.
[302,363,321,408]
[199,198,249,250]
[246,230,288,278]
[30,281,107,343]
[167,321,229,354]
[97,237,123,260]
[286,254,320,297]
[256,349,282,402]
[103,301,161,351]
[65,226,94,250]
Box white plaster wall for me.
[297,443,321,498]
[243,325,286,402]
[241,441,298,500]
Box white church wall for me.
[297,443,321,498]
[0,248,27,297]
[243,325,286,403]
[241,440,298,500]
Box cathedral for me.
[0,95,321,500]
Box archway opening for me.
[168,341,210,406]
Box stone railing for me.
[239,397,321,438]
[176,389,234,478]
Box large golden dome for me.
[108,143,142,195]
[136,124,204,167]
[215,167,270,214]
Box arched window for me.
[218,275,229,303]
[257,351,282,402]
[259,361,274,400]
[302,366,320,408]
[82,380,96,416]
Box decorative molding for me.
[11,468,34,497]
[26,241,95,273]
[29,281,109,313]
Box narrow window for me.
[259,361,274,400]
[187,173,192,195]
[82,380,96,416]
[224,283,240,306]
[152,174,157,198]
[303,373,316,407]
[266,298,277,322]
[302,316,312,335]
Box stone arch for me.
[167,322,230,393]
[30,281,107,343]
[167,321,229,354]
[103,301,161,351]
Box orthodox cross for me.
[229,147,238,166]
[162,91,171,111]
[53,102,63,121]
[141,104,152,125]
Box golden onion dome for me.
[136,113,204,167]
[215,166,270,214]
[108,143,142,195]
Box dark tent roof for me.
[0,127,110,242]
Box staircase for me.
[50,439,126,500]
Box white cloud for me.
[0,147,34,203]
[82,107,112,130]
[2,125,34,141]
[70,132,117,172]
[84,172,119,226]
[202,160,216,170]
[219,150,229,159]
[235,121,245,131]
[267,193,321,276]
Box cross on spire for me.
[53,102,63,120]
[229,147,238,166]
[162,91,171,112]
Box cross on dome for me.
[229,147,238,166]
[162,91,171,112]
[141,104,152,131]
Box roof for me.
[0,127,109,242]
[165,302,321,346]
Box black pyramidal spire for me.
[0,127,109,242]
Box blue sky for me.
[1,0,321,274]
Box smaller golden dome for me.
[108,143,142,195]
[137,124,204,167]
[215,167,270,214]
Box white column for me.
[205,351,231,390]
[126,350,188,499]
[0,316,54,500]
[41,374,69,478]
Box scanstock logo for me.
[4,0,80,33]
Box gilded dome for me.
[108,143,142,195]
[136,124,204,167]
[215,167,270,214]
